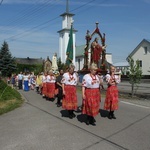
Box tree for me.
[0,41,17,77]
[57,57,67,71]
[127,57,142,97]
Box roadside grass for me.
[0,79,24,115]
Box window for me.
[139,60,142,67]
[144,47,148,54]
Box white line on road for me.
[121,101,150,109]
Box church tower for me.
[58,0,77,64]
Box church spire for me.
[66,0,69,13]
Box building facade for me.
[127,39,150,75]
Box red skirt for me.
[82,88,100,117]
[47,83,55,98]
[62,85,77,110]
[104,85,119,111]
[42,83,47,96]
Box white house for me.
[127,39,150,75]
[75,45,113,71]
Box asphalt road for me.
[0,87,150,150]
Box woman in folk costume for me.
[104,65,120,119]
[42,72,47,98]
[46,70,56,100]
[61,64,78,119]
[82,63,101,126]
[23,72,30,91]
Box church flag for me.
[66,24,73,66]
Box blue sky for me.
[0,0,150,63]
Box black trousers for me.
[57,87,63,104]
[18,80,22,89]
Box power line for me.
[1,0,59,34]
[2,0,109,42]
[4,0,96,41]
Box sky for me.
[0,0,150,64]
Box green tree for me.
[0,41,17,77]
[127,57,142,97]
[57,57,67,71]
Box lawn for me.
[0,79,24,115]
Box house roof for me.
[76,45,85,57]
[113,62,129,67]
[126,39,150,60]
[15,57,44,65]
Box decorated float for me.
[78,22,108,78]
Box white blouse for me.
[61,72,77,86]
[82,74,100,88]
[105,74,120,85]
[42,75,47,83]
[23,75,29,81]
[46,75,55,83]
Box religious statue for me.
[91,37,102,66]
[52,53,58,71]
[90,37,107,67]
[44,56,52,73]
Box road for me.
[0,87,150,150]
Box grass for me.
[0,79,24,115]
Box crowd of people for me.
[8,64,120,126]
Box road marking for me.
[121,101,150,109]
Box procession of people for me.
[7,31,121,126]
[9,62,120,126]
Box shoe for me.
[108,112,112,119]
[69,114,73,119]
[90,122,96,126]
[57,104,61,107]
[68,110,73,119]
[93,118,96,123]
[89,117,96,126]
[111,113,116,119]
[86,116,90,125]
[72,112,76,118]
[86,119,90,125]
[86,120,90,125]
